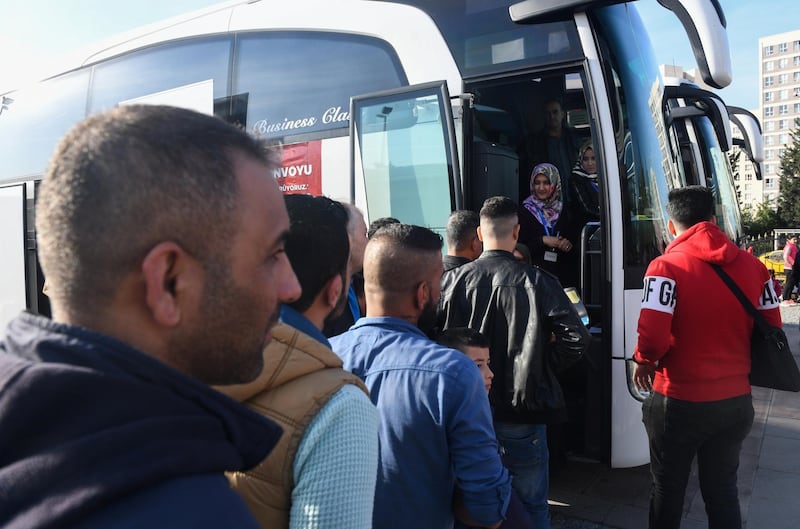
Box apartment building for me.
[759,29,800,209]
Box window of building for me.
[744,183,751,191]
[765,60,775,71]
[766,163,776,173]
[795,40,800,52]
[780,89,789,100]
[780,119,789,129]
[765,106,775,117]
[766,121,776,132]
[779,43,788,53]
[765,150,773,160]
[780,104,789,115]
[795,87,800,98]
[780,133,790,144]
[779,58,789,68]
[765,135,774,145]
[745,193,752,201]
[765,91,774,102]
[765,76,774,87]
[779,73,789,84]
[764,45,774,56]
[766,178,775,189]
[794,56,800,66]
[795,72,800,82]
[780,148,787,157]
[794,103,800,114]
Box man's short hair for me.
[435,327,490,352]
[446,210,480,251]
[284,195,350,313]
[479,196,519,239]
[37,105,271,315]
[666,186,714,228]
[366,223,442,295]
[368,217,400,239]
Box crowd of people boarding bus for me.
[1,101,770,529]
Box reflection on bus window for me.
[0,70,90,182]
[90,37,231,114]
[236,32,407,141]
[357,92,452,230]
[595,7,672,265]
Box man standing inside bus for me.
[439,196,590,529]
[0,105,301,528]
[529,98,580,206]
[633,186,781,529]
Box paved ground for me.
[549,304,800,529]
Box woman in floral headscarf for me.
[518,162,579,287]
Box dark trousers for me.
[783,267,796,301]
[642,392,754,529]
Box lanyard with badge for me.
[537,208,559,263]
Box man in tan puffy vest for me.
[217,195,379,529]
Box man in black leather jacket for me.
[439,196,590,529]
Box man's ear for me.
[414,281,429,311]
[324,274,344,309]
[513,223,520,242]
[470,235,483,257]
[141,242,197,328]
[477,225,485,242]
[667,219,677,237]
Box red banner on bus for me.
[276,141,322,196]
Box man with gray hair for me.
[444,210,483,272]
[0,105,301,528]
[324,202,368,337]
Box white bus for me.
[0,0,753,467]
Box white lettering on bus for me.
[279,183,310,192]
[322,106,350,124]
[252,107,352,136]
[252,116,317,135]
[274,165,313,178]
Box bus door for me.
[349,81,462,236]
[463,67,610,463]
[0,184,28,331]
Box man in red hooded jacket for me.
[632,186,781,529]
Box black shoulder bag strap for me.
[709,264,768,333]
[712,263,800,392]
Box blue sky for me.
[1,0,797,110]
[637,0,798,111]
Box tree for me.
[777,119,800,226]
[742,199,781,237]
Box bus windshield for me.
[593,4,674,270]
[383,0,583,78]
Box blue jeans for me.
[494,422,550,529]
[642,392,754,529]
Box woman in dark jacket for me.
[519,162,579,287]
[570,139,600,224]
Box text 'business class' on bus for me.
[0,0,763,468]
